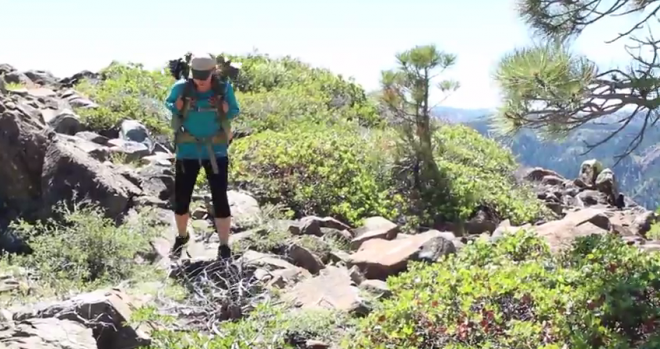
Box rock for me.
[305,339,331,349]
[57,134,110,161]
[11,288,150,349]
[639,240,660,253]
[0,97,143,227]
[287,243,325,274]
[205,190,261,231]
[348,230,456,280]
[0,64,16,75]
[633,210,658,237]
[238,250,304,273]
[0,102,49,217]
[533,208,611,252]
[524,167,564,182]
[359,279,392,298]
[595,168,619,205]
[541,175,564,186]
[465,206,499,234]
[136,164,174,201]
[23,70,59,86]
[75,131,109,145]
[60,89,98,109]
[141,152,173,166]
[107,138,151,162]
[576,189,608,206]
[120,119,151,144]
[3,71,32,86]
[284,266,367,315]
[288,216,351,237]
[59,71,100,88]
[579,159,603,187]
[0,270,25,293]
[41,108,82,135]
[350,216,399,249]
[268,267,310,288]
[298,216,352,235]
[328,250,351,264]
[491,219,532,241]
[40,137,142,219]
[295,218,322,236]
[0,318,97,349]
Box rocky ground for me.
[0,64,659,348]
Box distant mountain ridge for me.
[432,106,660,209]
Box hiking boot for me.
[170,235,190,260]
[217,244,232,260]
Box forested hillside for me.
[434,107,660,209]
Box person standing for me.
[164,53,240,260]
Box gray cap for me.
[190,53,215,71]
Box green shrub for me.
[74,62,174,135]
[434,124,544,224]
[235,88,380,133]
[221,53,382,131]
[6,204,161,294]
[347,231,660,349]
[230,123,401,226]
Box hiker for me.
[164,53,240,260]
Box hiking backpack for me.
[171,55,240,174]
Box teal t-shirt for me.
[164,80,240,159]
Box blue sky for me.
[0,0,644,109]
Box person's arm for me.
[225,83,240,120]
[165,81,184,114]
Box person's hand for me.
[175,97,184,110]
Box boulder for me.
[350,216,399,249]
[578,159,603,187]
[41,108,82,135]
[533,208,611,251]
[40,136,142,219]
[283,266,367,315]
[0,318,97,349]
[348,230,456,280]
[11,288,151,349]
[595,168,619,205]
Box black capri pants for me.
[174,156,231,218]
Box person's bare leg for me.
[214,216,231,245]
[175,213,190,237]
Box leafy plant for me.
[347,230,660,348]
[230,122,402,226]
[74,62,174,135]
[5,203,161,295]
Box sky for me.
[0,0,647,109]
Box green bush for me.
[235,87,380,133]
[434,124,544,224]
[229,123,402,226]
[6,204,161,294]
[347,231,660,348]
[74,62,174,135]
[221,53,382,131]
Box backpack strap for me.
[210,76,232,142]
[174,77,231,175]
